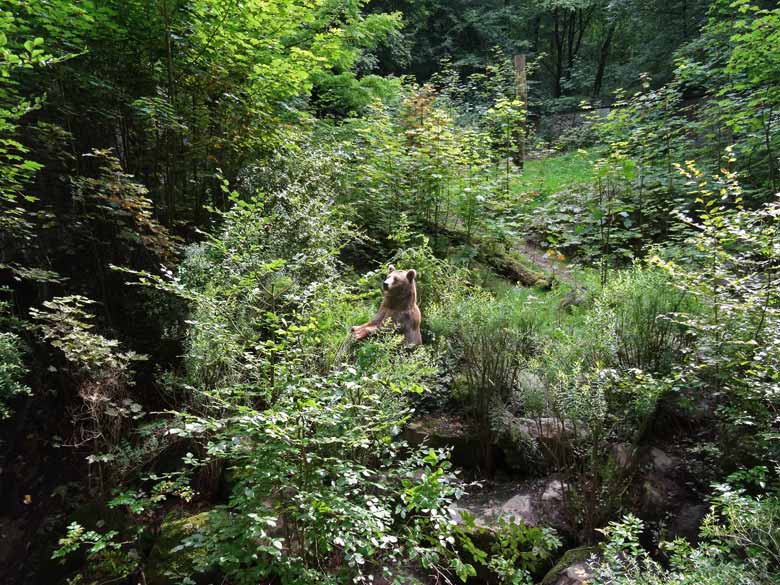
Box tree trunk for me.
[593,22,616,97]
[513,54,527,168]
[551,8,564,98]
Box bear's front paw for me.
[352,326,370,340]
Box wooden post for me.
[514,54,528,169]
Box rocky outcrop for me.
[639,447,683,519]
[449,477,568,535]
[633,446,708,542]
[403,413,486,469]
[404,409,584,474]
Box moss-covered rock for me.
[541,546,598,585]
[144,511,211,585]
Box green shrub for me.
[30,295,147,488]
[171,159,356,396]
[167,366,471,585]
[595,488,780,585]
[654,165,780,469]
[0,330,29,419]
[429,292,540,473]
[528,289,672,540]
[458,515,562,584]
[110,173,477,584]
[598,266,695,374]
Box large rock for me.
[405,412,582,474]
[610,442,636,470]
[541,546,598,585]
[513,417,579,467]
[403,414,487,469]
[515,417,575,442]
[542,479,565,503]
[450,478,569,583]
[638,446,686,520]
[667,503,709,543]
[449,477,568,535]
[649,448,676,473]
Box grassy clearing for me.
[487,265,602,336]
[513,148,600,205]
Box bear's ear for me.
[388,264,396,273]
[406,269,416,282]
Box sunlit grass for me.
[487,264,602,335]
[513,148,601,206]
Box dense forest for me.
[1,0,779,583]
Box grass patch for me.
[486,266,601,337]
[513,148,601,205]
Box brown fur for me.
[351,265,422,346]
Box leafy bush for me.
[102,169,481,585]
[655,162,780,469]
[519,277,677,540]
[537,364,667,541]
[172,159,356,395]
[595,487,780,585]
[458,515,562,584]
[333,87,514,259]
[0,329,29,419]
[171,367,470,585]
[429,291,540,473]
[30,295,147,488]
[598,266,695,374]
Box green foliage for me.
[538,364,667,540]
[52,521,139,583]
[98,166,479,585]
[372,0,709,103]
[30,295,145,377]
[168,151,357,394]
[171,371,466,584]
[71,150,178,266]
[4,0,402,230]
[486,517,562,584]
[428,291,540,472]
[334,84,518,258]
[0,4,51,235]
[0,329,29,419]
[595,488,780,585]
[653,161,780,470]
[502,267,691,539]
[525,149,649,276]
[30,295,148,489]
[598,267,694,373]
[9,1,780,584]
[512,149,598,201]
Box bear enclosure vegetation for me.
[2,0,780,584]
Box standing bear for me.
[351,265,422,346]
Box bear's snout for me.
[382,280,390,290]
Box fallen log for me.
[479,248,552,289]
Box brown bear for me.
[351,265,422,346]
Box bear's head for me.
[382,265,417,309]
